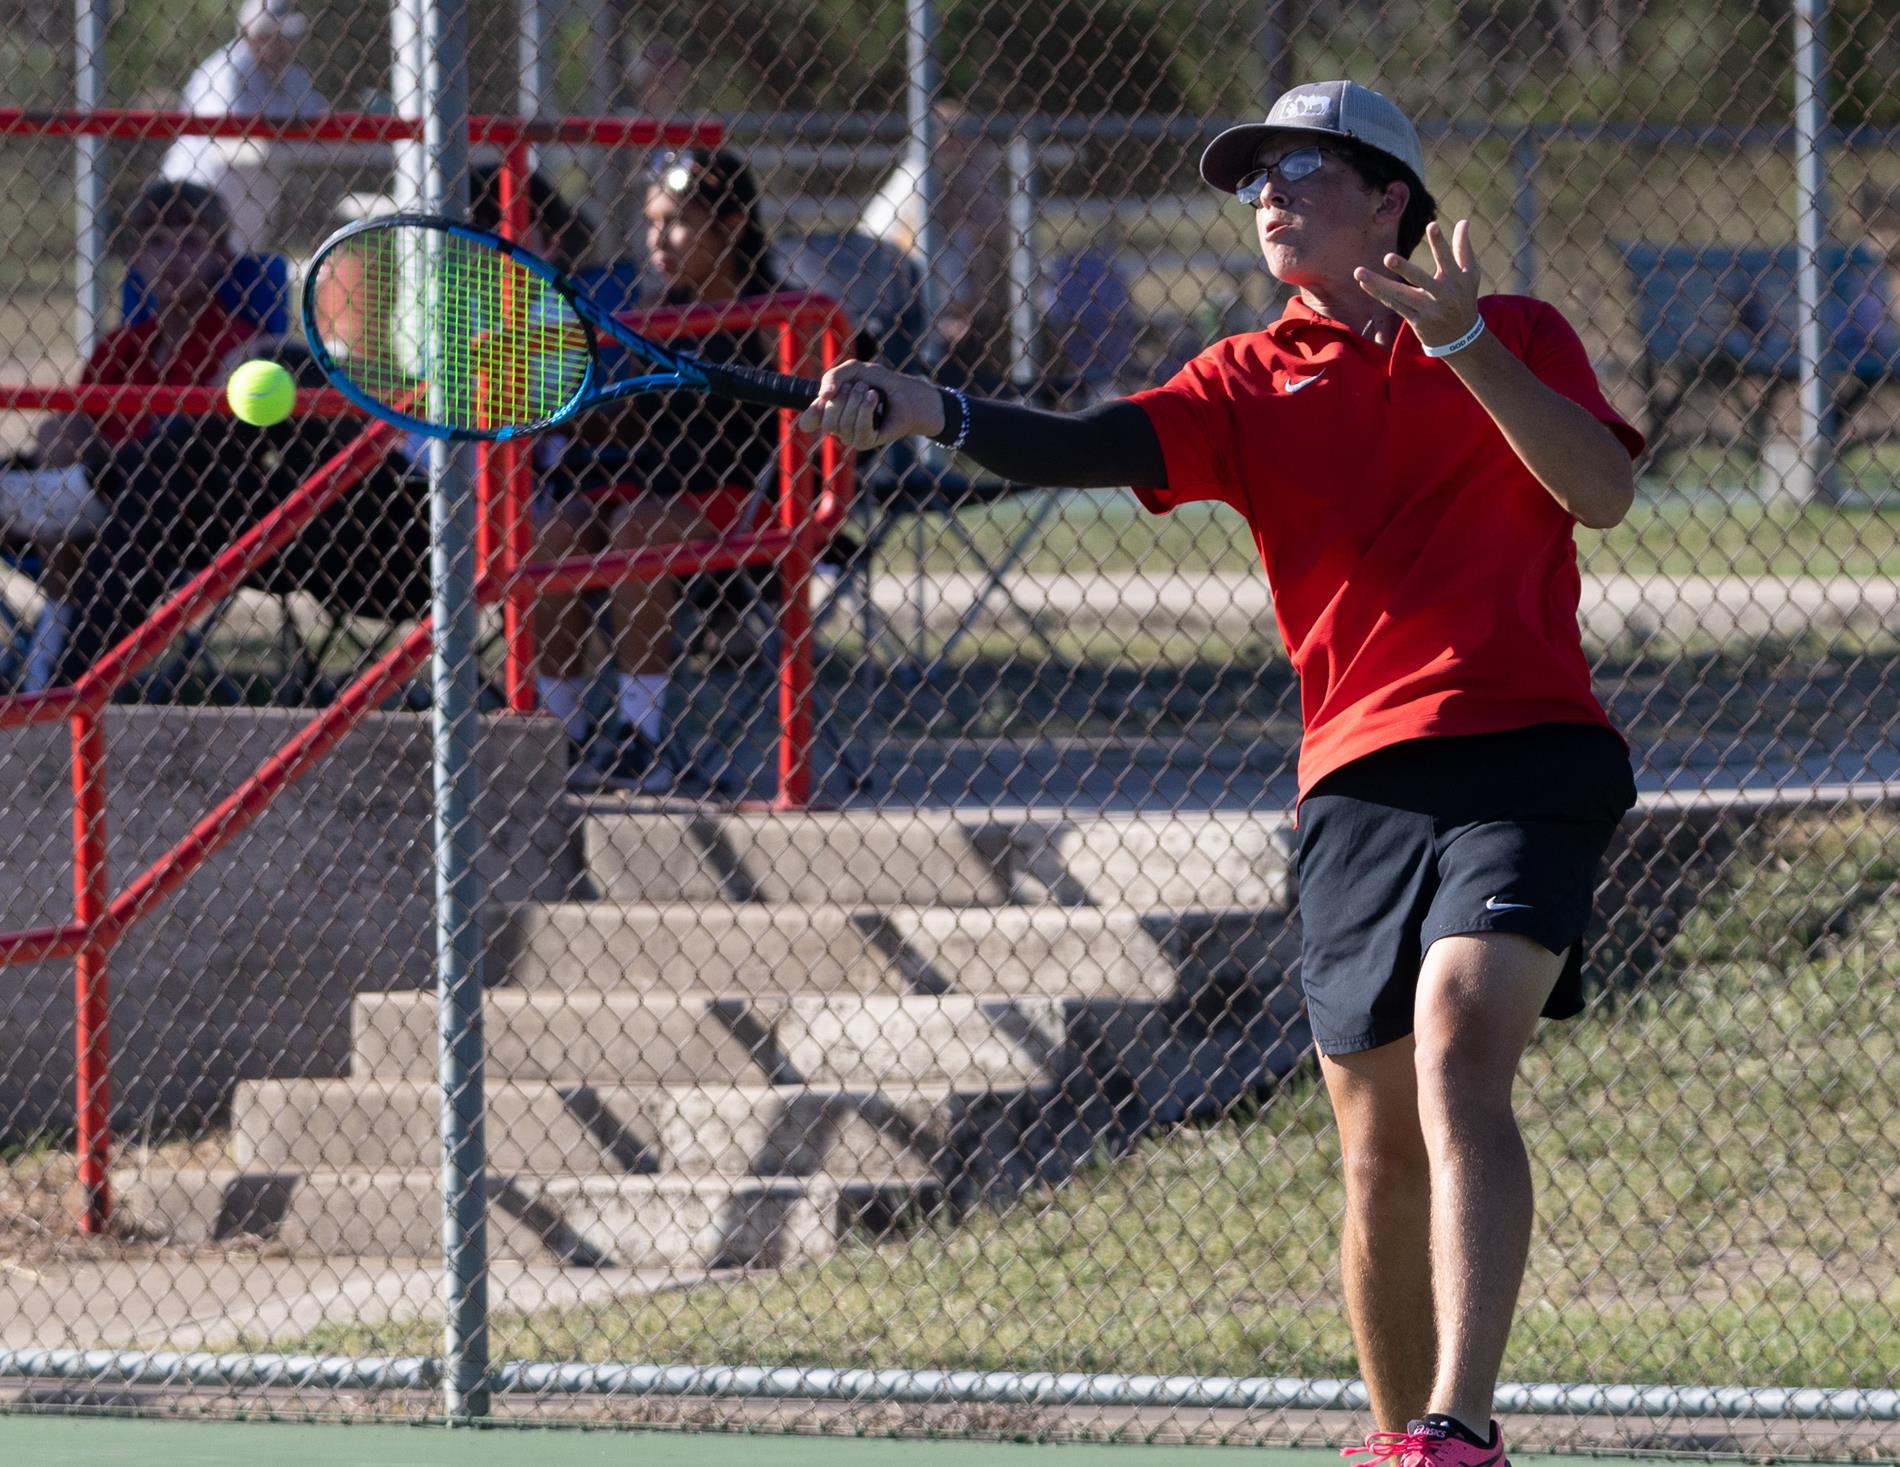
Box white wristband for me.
[1421,315,1486,358]
[932,387,972,451]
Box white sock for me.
[536,674,591,742]
[22,599,74,693]
[616,672,668,740]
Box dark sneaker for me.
[563,732,603,794]
[584,721,731,798]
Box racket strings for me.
[309,227,591,433]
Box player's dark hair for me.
[648,147,781,297]
[120,180,231,248]
[1331,138,1437,257]
[468,164,594,270]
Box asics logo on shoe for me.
[1485,896,1533,912]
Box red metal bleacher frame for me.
[0,108,856,1231]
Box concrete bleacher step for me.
[580,810,1012,907]
[353,990,1155,1088]
[491,901,905,996]
[491,899,1234,999]
[113,802,1311,1260]
[1003,812,1297,911]
[115,1165,940,1268]
[352,991,775,1086]
[576,808,1297,914]
[234,1077,986,1178]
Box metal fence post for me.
[1008,127,1044,391]
[418,0,489,1422]
[1793,0,1836,501]
[907,0,944,365]
[1512,127,1539,296]
[72,0,106,358]
[390,0,428,215]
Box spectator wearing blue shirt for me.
[1848,186,1900,374]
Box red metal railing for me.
[0,107,721,149]
[0,419,408,1228]
[0,108,853,1230]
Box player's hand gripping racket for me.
[301,213,882,441]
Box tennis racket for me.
[300,213,880,442]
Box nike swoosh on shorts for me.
[1485,897,1533,912]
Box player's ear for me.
[1377,178,1410,227]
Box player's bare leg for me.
[1413,931,1564,1434]
[588,496,732,793]
[1320,1038,1435,1432]
[532,504,603,678]
[607,498,715,676]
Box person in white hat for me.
[161,0,329,252]
[800,80,1646,1467]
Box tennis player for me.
[800,80,1641,1467]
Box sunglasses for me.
[1234,146,1328,207]
[649,153,707,196]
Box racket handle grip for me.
[704,363,888,427]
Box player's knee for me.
[1412,1031,1519,1132]
[1339,1123,1429,1206]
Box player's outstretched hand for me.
[798,361,943,451]
[1353,219,1482,352]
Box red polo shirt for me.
[79,304,258,446]
[1127,293,1642,798]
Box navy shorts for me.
[1294,722,1636,1057]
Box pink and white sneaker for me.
[1343,1416,1508,1467]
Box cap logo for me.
[1275,94,1334,121]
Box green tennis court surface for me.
[0,1417,1668,1467]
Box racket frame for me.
[303,213,733,443]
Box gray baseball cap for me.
[1200,80,1426,193]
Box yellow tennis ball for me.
[226,359,297,427]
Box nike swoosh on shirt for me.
[1282,374,1322,393]
[1485,897,1534,912]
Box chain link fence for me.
[1,0,1897,1455]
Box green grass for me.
[874,484,1900,581]
[280,812,1900,1390]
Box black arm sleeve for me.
[931,391,1168,491]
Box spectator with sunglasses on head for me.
[532,147,781,795]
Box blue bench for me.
[1619,242,1900,460]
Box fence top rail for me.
[0,109,723,150]
[724,108,1900,153]
[16,106,1900,156]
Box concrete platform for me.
[234,1077,1003,1178]
[115,1167,940,1268]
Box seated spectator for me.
[52,338,428,690]
[19,179,261,691]
[1848,185,1900,372]
[1038,246,1145,402]
[161,0,328,253]
[533,148,781,795]
[858,101,1015,389]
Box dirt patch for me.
[1,1135,236,1266]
